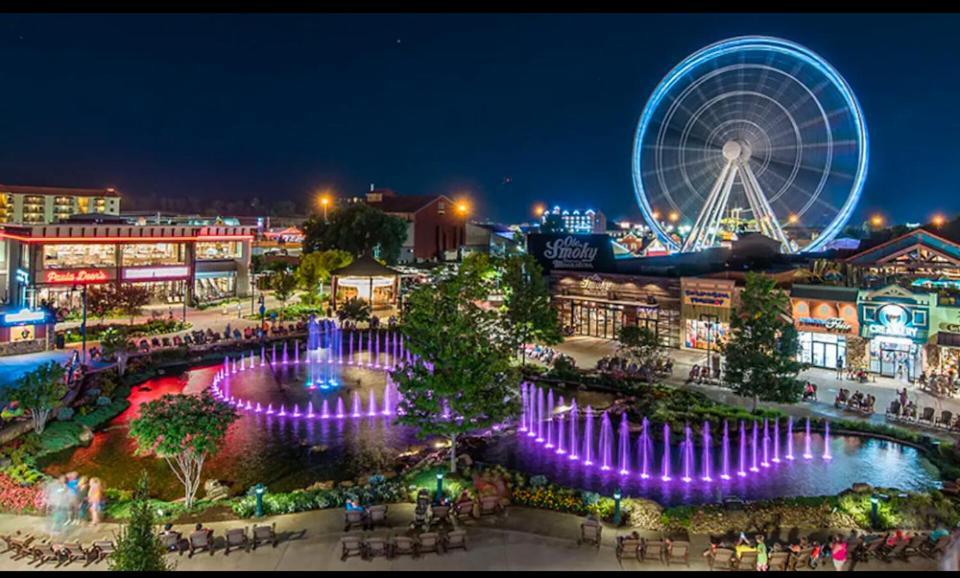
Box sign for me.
[10,325,35,343]
[122,265,190,281]
[579,274,612,296]
[1,308,49,326]
[528,234,616,273]
[44,269,110,285]
[942,323,960,334]
[798,316,852,333]
[682,288,732,308]
[865,303,920,339]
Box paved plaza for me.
[0,504,948,572]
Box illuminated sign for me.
[44,269,110,285]
[528,234,616,273]
[865,304,919,339]
[10,325,35,342]
[579,274,612,296]
[798,317,852,333]
[0,308,52,327]
[122,265,190,281]
[683,288,732,308]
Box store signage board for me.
[682,288,732,308]
[1,308,51,327]
[528,234,616,273]
[864,303,921,339]
[11,325,35,342]
[797,316,852,333]
[579,274,612,296]
[123,265,190,281]
[44,269,110,285]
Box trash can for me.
[55,333,66,349]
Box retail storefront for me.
[857,285,932,382]
[550,271,681,347]
[790,284,860,370]
[0,306,55,356]
[1,223,253,311]
[930,301,960,376]
[680,277,736,352]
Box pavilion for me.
[329,254,400,312]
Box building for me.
[0,222,254,310]
[541,206,606,234]
[0,185,120,225]
[363,188,467,263]
[790,284,860,371]
[463,222,523,258]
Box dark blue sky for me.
[0,13,957,224]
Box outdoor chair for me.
[735,550,757,570]
[362,536,389,560]
[641,539,666,563]
[885,401,900,420]
[390,535,417,558]
[615,537,641,563]
[768,550,790,571]
[417,532,442,555]
[789,547,813,570]
[159,532,186,555]
[188,529,215,557]
[918,407,936,425]
[667,540,690,567]
[936,411,953,429]
[709,547,735,570]
[31,542,65,567]
[862,535,888,560]
[577,521,602,549]
[443,529,467,552]
[430,504,451,527]
[900,534,926,559]
[54,541,87,566]
[340,535,364,561]
[367,505,388,529]
[478,495,503,517]
[345,509,366,532]
[1,531,34,559]
[252,523,278,550]
[224,527,249,555]
[86,540,115,566]
[883,538,911,562]
[453,498,475,520]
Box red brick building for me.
[363,188,467,262]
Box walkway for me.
[0,505,944,571]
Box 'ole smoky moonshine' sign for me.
[527,234,616,273]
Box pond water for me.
[42,363,940,505]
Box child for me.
[756,535,769,571]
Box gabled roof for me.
[0,184,120,197]
[845,228,960,266]
[368,194,451,214]
[331,254,399,278]
[790,284,859,303]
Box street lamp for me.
[320,196,330,222]
[255,483,266,518]
[869,494,879,529]
[613,488,622,526]
[435,472,444,505]
[71,284,88,365]
[932,214,946,229]
[258,294,266,344]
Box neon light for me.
[631,36,868,253]
[1,308,48,325]
[44,269,110,284]
[0,232,253,243]
[122,265,190,281]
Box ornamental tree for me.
[499,254,562,365]
[269,267,299,318]
[721,272,805,412]
[617,325,664,372]
[9,361,68,435]
[129,392,238,508]
[391,267,519,473]
[85,285,117,325]
[302,203,408,264]
[109,472,170,572]
[297,249,352,303]
[99,327,134,377]
[116,284,152,325]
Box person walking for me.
[88,478,103,525]
[756,535,769,571]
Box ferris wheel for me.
[632,36,868,254]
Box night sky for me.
[0,13,957,225]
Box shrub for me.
[0,472,45,514]
[56,407,75,421]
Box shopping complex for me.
[534,226,960,383]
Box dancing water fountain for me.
[681,423,694,483]
[583,406,595,466]
[738,421,748,477]
[803,417,813,459]
[661,423,672,482]
[761,418,770,468]
[721,420,731,480]
[823,421,832,460]
[750,420,760,473]
[617,414,630,475]
[306,316,342,389]
[701,421,713,482]
[598,412,613,471]
[638,417,653,479]
[545,389,555,449]
[568,401,579,461]
[772,418,781,463]
[786,416,795,460]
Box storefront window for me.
[684,319,728,350]
[798,332,846,369]
[43,244,116,269]
[196,241,242,260]
[121,243,185,266]
[869,337,919,381]
[195,273,237,303]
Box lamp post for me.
[255,483,265,518]
[613,488,622,526]
[72,284,88,365]
[869,494,879,529]
[321,196,330,222]
[435,472,444,505]
[258,294,266,344]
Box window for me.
[43,244,116,269]
[195,241,242,260]
[121,243,185,266]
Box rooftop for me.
[0,184,120,198]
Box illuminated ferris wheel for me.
[632,36,868,253]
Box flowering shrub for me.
[230,479,408,518]
[512,486,590,516]
[0,473,44,514]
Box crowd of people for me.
[834,388,877,414]
[42,472,104,535]
[919,371,959,398]
[597,355,673,381]
[524,344,562,365]
[686,363,721,385]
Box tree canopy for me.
[721,272,806,411]
[390,265,519,472]
[7,361,67,435]
[108,473,171,571]
[297,249,352,302]
[499,253,562,363]
[303,203,408,264]
[129,392,238,508]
